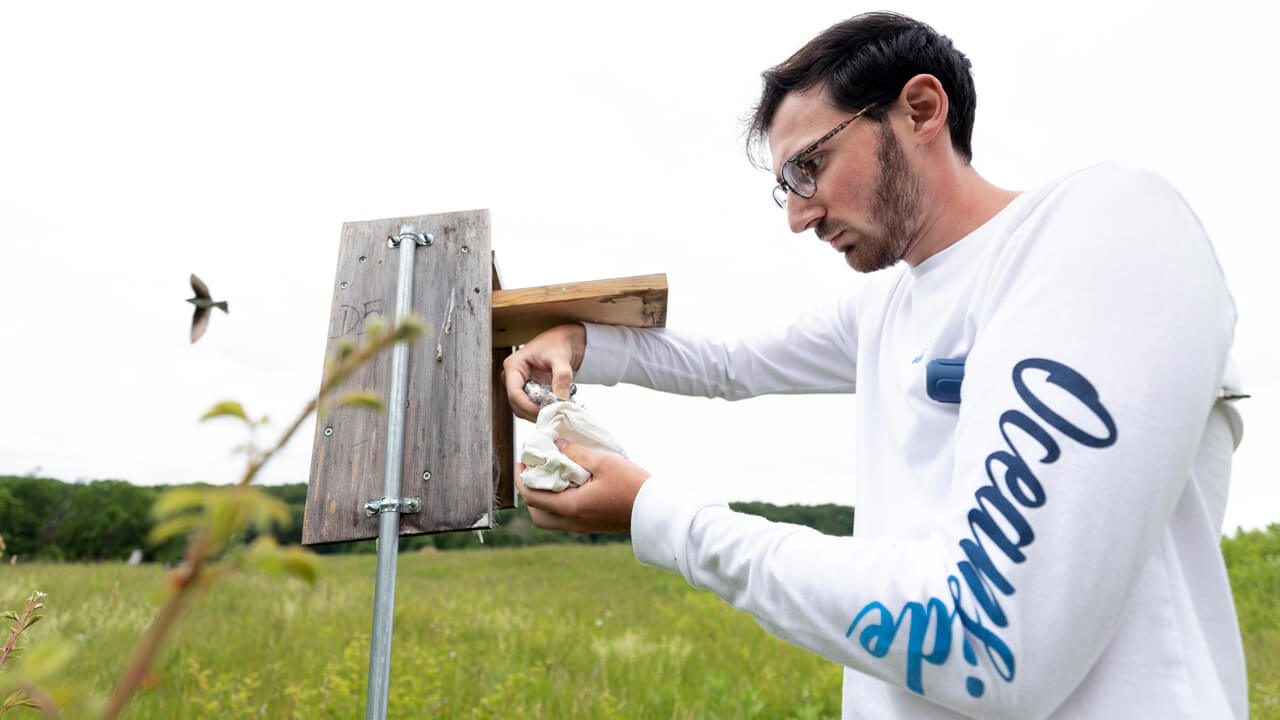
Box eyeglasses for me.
[772,105,875,209]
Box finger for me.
[503,359,542,421]
[551,363,574,402]
[555,439,602,474]
[515,469,556,510]
[527,505,572,531]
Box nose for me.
[786,192,824,234]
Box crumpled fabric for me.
[519,401,627,492]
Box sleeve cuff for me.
[630,474,726,582]
[576,323,633,386]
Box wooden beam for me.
[491,273,668,346]
[491,253,516,510]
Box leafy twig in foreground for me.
[0,592,46,673]
[100,316,425,719]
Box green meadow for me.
[2,527,1278,719]
[2,545,841,719]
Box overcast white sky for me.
[3,1,1277,533]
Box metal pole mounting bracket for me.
[363,496,422,517]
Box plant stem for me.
[0,592,45,673]
[237,396,317,488]
[235,323,409,489]
[100,532,208,720]
[102,320,418,718]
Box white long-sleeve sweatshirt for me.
[574,164,1247,719]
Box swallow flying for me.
[187,273,228,343]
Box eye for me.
[799,154,824,177]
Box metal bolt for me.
[423,233,434,246]
[340,281,348,289]
[422,471,431,481]
[359,256,367,263]
[324,427,333,436]
[460,246,470,254]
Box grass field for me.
[1,539,1276,718]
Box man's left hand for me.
[515,439,651,534]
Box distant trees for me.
[729,501,855,536]
[0,475,856,561]
[51,480,155,560]
[0,475,74,558]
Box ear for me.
[897,74,949,147]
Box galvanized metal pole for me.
[364,224,427,720]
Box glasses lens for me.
[773,184,788,209]
[782,162,816,198]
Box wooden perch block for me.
[491,273,668,346]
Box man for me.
[504,12,1246,719]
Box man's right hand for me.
[502,323,587,422]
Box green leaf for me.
[244,536,285,576]
[18,640,75,683]
[152,487,211,520]
[3,690,37,710]
[202,491,238,556]
[395,315,427,342]
[243,538,320,584]
[200,401,248,422]
[22,615,41,631]
[236,488,291,533]
[281,546,321,584]
[148,515,201,546]
[1,611,17,622]
[364,315,388,339]
[336,338,356,360]
[334,391,383,412]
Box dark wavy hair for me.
[746,12,976,168]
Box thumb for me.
[551,365,574,402]
[555,439,599,472]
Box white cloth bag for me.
[519,401,627,492]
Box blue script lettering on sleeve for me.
[845,358,1118,700]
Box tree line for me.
[0,475,856,562]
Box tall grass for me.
[1,545,841,719]
[1225,524,1280,717]
[2,527,1275,718]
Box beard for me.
[820,123,924,273]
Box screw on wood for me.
[324,427,333,436]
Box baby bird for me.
[187,273,228,343]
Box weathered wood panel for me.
[303,210,494,545]
[491,254,515,509]
[491,273,668,347]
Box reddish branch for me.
[0,592,45,672]
[100,321,418,719]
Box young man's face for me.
[768,88,924,273]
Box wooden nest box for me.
[302,209,667,545]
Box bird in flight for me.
[187,273,228,343]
